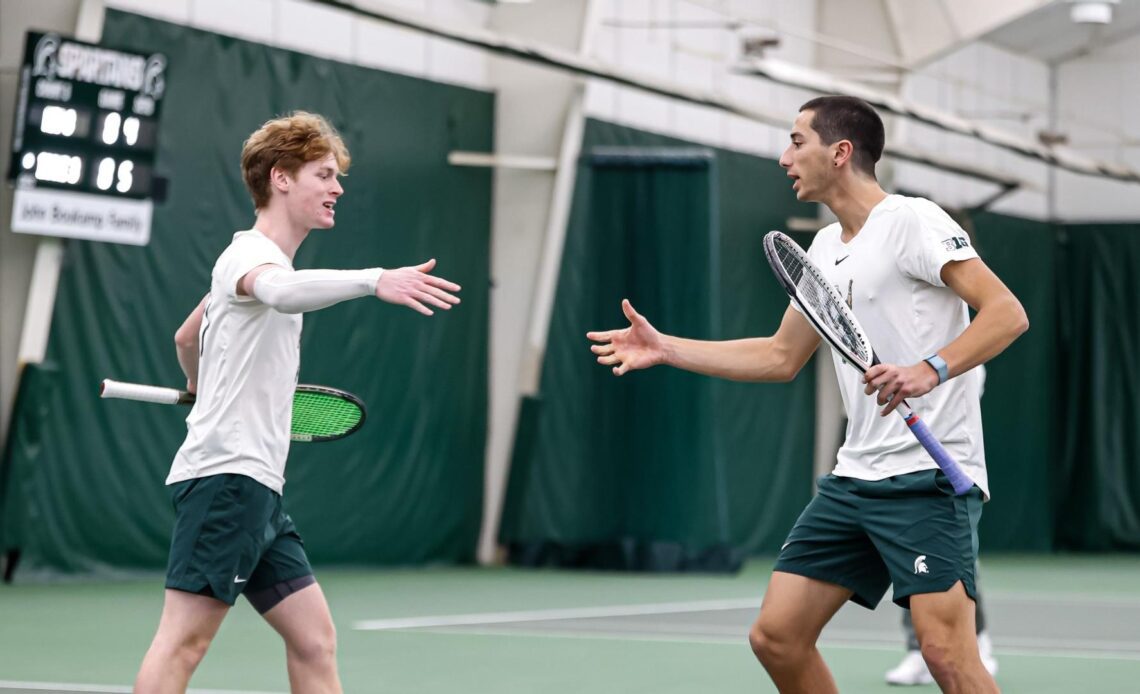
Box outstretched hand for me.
[586,299,665,376]
[375,258,461,316]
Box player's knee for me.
[919,635,957,682]
[747,623,770,662]
[170,632,213,671]
[288,620,337,665]
[748,618,798,666]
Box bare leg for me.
[889,561,996,684]
[135,589,229,693]
[261,582,342,693]
[911,581,1000,693]
[748,571,852,694]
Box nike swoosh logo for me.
[835,255,849,265]
[234,575,248,583]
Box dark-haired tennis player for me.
[135,111,461,693]
[587,95,1025,693]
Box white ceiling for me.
[984,0,1140,63]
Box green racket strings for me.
[291,391,363,440]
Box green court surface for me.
[1,555,1138,692]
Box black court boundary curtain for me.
[0,10,493,577]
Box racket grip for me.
[100,379,194,405]
[901,411,974,495]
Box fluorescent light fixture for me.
[1068,0,1120,24]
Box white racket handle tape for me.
[100,379,192,405]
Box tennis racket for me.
[99,379,366,443]
[762,231,974,495]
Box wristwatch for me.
[924,353,949,384]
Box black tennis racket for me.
[762,231,974,495]
[99,379,366,442]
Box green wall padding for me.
[500,120,818,569]
[0,11,492,577]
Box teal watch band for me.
[924,354,949,384]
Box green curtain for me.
[716,148,819,554]
[0,363,60,579]
[1055,223,1140,550]
[969,212,1057,551]
[0,11,493,577]
[500,120,817,570]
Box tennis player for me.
[587,95,1025,693]
[135,111,461,693]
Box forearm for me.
[176,340,199,388]
[937,296,1028,378]
[252,267,384,314]
[174,296,207,392]
[662,335,804,382]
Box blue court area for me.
[1,555,1137,693]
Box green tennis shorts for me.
[166,473,312,606]
[774,470,983,609]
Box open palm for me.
[375,258,461,315]
[586,299,664,376]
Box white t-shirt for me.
[805,195,989,497]
[167,229,300,494]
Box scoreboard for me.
[7,32,167,246]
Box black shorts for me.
[166,473,313,606]
[774,470,983,609]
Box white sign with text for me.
[11,187,152,246]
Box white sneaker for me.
[978,631,999,676]
[885,650,935,686]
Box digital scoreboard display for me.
[7,32,167,245]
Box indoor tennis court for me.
[1,557,1139,691]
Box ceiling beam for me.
[887,0,1049,67]
[736,57,1140,183]
[817,0,1049,70]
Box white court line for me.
[415,626,747,647]
[353,589,1140,631]
[0,685,131,693]
[0,683,282,694]
[354,588,1140,633]
[353,597,761,631]
[352,594,1140,663]
[405,626,1140,662]
[826,631,1140,658]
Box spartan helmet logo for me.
[913,555,929,575]
[32,33,62,78]
[142,54,166,99]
